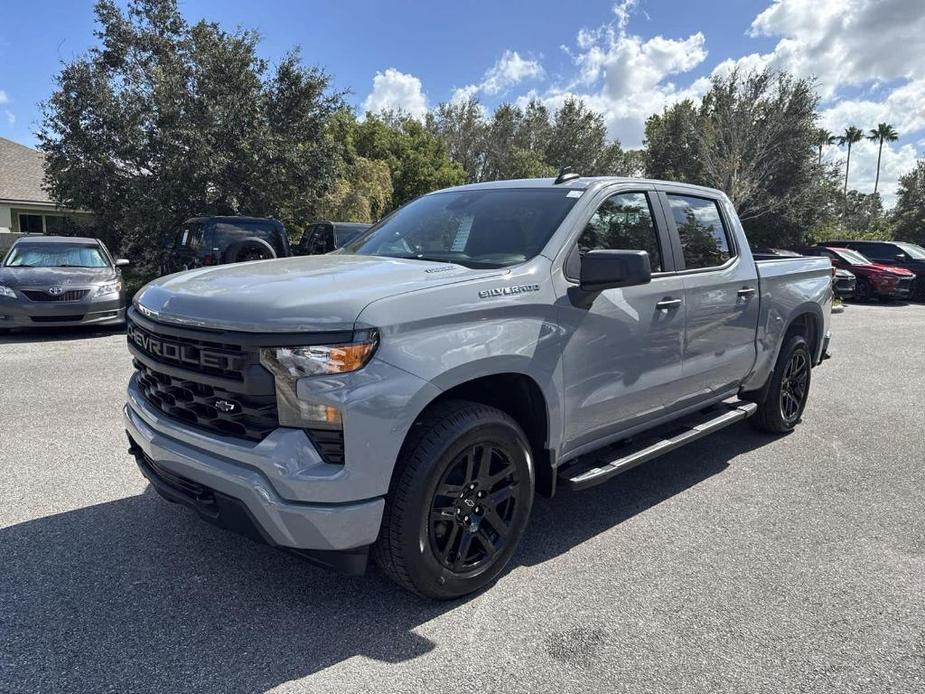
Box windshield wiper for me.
[387,254,456,264]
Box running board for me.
[557,400,758,491]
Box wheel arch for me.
[742,303,823,402]
[407,365,560,498]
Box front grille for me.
[135,360,278,441]
[896,277,913,290]
[22,289,89,302]
[127,319,246,381]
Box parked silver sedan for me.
[0,235,128,329]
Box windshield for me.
[896,242,925,260]
[834,248,872,266]
[4,243,109,268]
[342,189,580,268]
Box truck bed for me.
[743,255,833,391]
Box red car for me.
[807,246,916,301]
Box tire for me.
[750,334,812,434]
[853,278,871,302]
[223,238,277,264]
[373,400,535,599]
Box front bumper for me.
[833,277,856,298]
[123,394,385,566]
[872,278,914,299]
[0,294,125,327]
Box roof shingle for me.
[0,137,52,204]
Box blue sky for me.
[1,0,922,203]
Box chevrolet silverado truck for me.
[124,176,832,599]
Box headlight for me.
[0,285,15,299]
[259,329,379,428]
[93,280,123,297]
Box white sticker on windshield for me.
[565,190,583,198]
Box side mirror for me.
[570,249,652,308]
[580,249,652,291]
[115,258,130,267]
[897,254,907,261]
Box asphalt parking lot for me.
[1,303,924,694]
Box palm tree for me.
[867,122,899,194]
[838,126,864,198]
[816,128,836,166]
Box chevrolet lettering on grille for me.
[128,323,242,371]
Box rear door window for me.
[666,194,734,270]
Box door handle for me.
[737,287,756,297]
[656,297,682,310]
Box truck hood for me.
[0,265,118,288]
[135,254,487,332]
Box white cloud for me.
[450,84,480,105]
[528,6,709,148]
[718,0,925,203]
[4,109,14,125]
[0,90,9,105]
[362,68,428,119]
[514,0,923,203]
[452,50,544,103]
[746,0,925,96]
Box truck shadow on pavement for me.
[1,424,776,692]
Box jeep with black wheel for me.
[160,216,290,275]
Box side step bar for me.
[557,400,758,491]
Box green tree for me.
[892,160,925,245]
[38,0,343,274]
[643,99,701,182]
[838,126,864,198]
[355,111,465,208]
[815,128,836,166]
[545,98,628,175]
[867,123,899,194]
[426,98,487,183]
[643,69,826,248]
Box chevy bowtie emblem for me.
[213,399,240,414]
[48,286,64,295]
[137,304,159,318]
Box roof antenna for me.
[554,166,580,184]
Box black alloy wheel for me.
[238,247,273,262]
[428,443,520,573]
[779,348,809,425]
[373,400,534,599]
[854,278,871,301]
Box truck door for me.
[658,191,759,405]
[559,189,685,451]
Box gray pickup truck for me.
[124,176,832,598]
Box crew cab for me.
[806,245,915,301]
[124,176,833,598]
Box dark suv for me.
[162,216,290,275]
[295,221,371,256]
[818,240,925,299]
